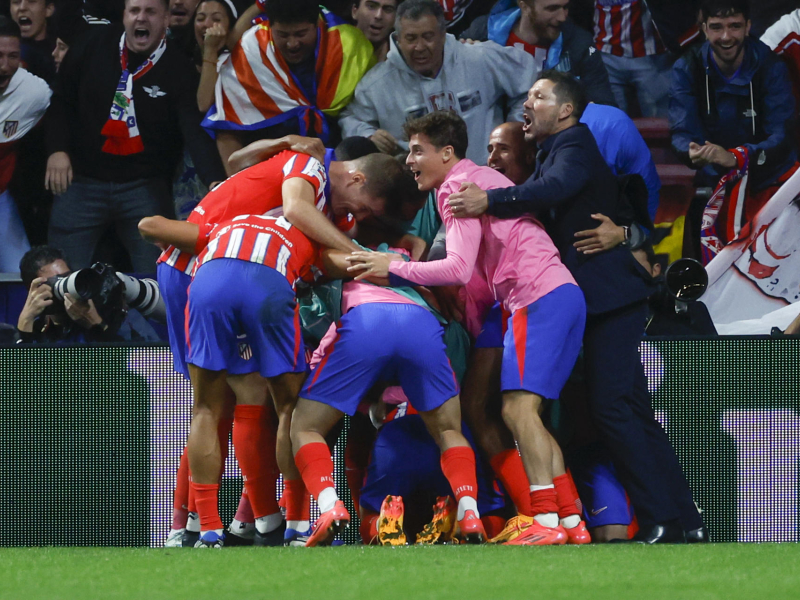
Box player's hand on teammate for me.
[283,135,326,163]
[45,151,73,196]
[346,251,403,280]
[573,213,625,254]
[448,182,488,218]
[17,278,54,332]
[64,294,104,329]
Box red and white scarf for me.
[700,147,749,265]
[101,33,167,155]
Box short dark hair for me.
[264,0,319,25]
[395,0,445,34]
[0,16,21,40]
[537,69,588,120]
[404,110,469,159]
[700,0,749,22]
[19,246,68,288]
[353,153,412,219]
[125,0,170,8]
[335,136,380,161]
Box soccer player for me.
[347,111,588,545]
[289,251,489,547]
[141,148,407,546]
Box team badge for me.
[3,120,18,138]
[238,343,253,361]
[143,86,167,98]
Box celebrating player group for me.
[139,111,643,548]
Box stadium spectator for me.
[351,0,397,63]
[16,245,159,343]
[166,0,200,58]
[44,0,226,273]
[205,0,374,174]
[0,16,50,273]
[10,0,55,82]
[670,0,798,261]
[592,0,701,117]
[340,0,535,164]
[194,0,236,112]
[458,0,616,107]
[448,71,706,544]
[49,7,90,73]
[486,121,535,185]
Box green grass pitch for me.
[2,544,798,600]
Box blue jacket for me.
[486,124,656,315]
[669,36,796,191]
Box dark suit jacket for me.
[486,124,656,315]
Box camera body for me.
[45,263,165,333]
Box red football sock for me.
[282,478,311,522]
[529,488,559,517]
[440,446,479,504]
[345,435,371,511]
[234,488,254,524]
[294,442,336,500]
[172,447,190,529]
[489,449,533,517]
[191,482,223,531]
[232,405,280,518]
[553,473,582,519]
[481,515,507,539]
[359,511,379,544]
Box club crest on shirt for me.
[143,85,167,98]
[3,120,18,138]
[239,343,253,361]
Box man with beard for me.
[43,0,225,273]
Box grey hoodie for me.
[338,33,536,165]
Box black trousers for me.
[583,301,702,531]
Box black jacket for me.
[45,24,225,186]
[486,124,656,315]
[459,17,617,107]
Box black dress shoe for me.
[631,521,686,544]
[685,525,709,543]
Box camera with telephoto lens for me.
[45,263,166,333]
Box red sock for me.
[482,515,507,539]
[191,482,223,531]
[359,511,379,544]
[440,446,478,505]
[553,473,581,520]
[188,470,197,513]
[529,488,559,517]
[293,442,336,500]
[489,449,533,517]
[232,405,281,518]
[282,477,310,522]
[172,447,190,529]
[345,435,371,511]
[234,488,254,523]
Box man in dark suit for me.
[448,70,706,544]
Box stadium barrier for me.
[1,339,798,546]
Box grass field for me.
[2,544,799,600]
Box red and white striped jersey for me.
[594,0,666,58]
[157,150,329,274]
[194,214,319,289]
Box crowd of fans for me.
[2,0,800,547]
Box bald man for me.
[486,123,535,186]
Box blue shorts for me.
[474,302,504,349]
[568,442,634,529]
[186,259,305,377]
[157,262,192,378]
[360,415,506,516]
[501,284,586,399]
[301,303,458,415]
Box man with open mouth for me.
[9,0,56,82]
[43,0,226,274]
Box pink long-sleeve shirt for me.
[389,159,576,335]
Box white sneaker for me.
[164,528,185,548]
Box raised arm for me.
[138,216,202,254]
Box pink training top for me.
[389,159,576,332]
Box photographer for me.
[16,246,161,344]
